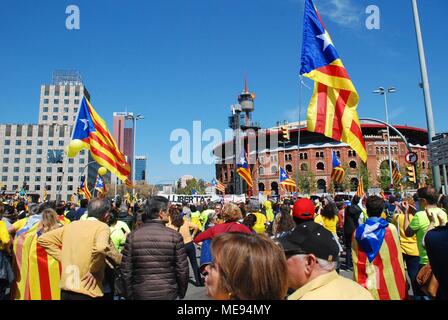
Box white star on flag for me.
[80,119,89,131]
[282,173,287,178]
[240,157,246,165]
[361,223,380,241]
[316,30,334,51]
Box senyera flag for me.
[300,0,367,163]
[72,97,132,185]
[355,177,365,197]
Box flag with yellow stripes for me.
[392,162,402,186]
[72,97,132,184]
[355,178,365,197]
[352,220,407,300]
[300,0,367,162]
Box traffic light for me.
[281,126,290,141]
[406,166,416,183]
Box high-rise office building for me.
[135,156,147,182]
[113,112,134,178]
[0,71,95,201]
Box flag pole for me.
[296,77,303,191]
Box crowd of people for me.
[0,185,447,300]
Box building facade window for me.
[349,161,357,169]
[316,162,325,171]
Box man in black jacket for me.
[121,196,189,300]
[343,195,363,271]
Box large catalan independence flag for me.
[12,216,68,300]
[72,97,132,184]
[352,217,407,300]
[300,0,367,162]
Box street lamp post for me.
[126,113,144,197]
[411,0,441,192]
[374,87,396,189]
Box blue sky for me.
[0,0,446,184]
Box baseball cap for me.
[292,198,315,220]
[275,221,340,262]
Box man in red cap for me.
[292,198,316,226]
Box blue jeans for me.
[403,254,420,300]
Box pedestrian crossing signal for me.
[281,126,290,141]
[406,166,416,183]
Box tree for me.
[359,161,372,190]
[296,169,316,194]
[377,162,392,191]
[106,181,158,199]
[177,178,207,195]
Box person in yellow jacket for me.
[190,205,202,234]
[263,200,275,223]
[247,201,268,235]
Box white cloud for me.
[317,0,362,29]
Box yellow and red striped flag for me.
[71,97,132,184]
[78,176,92,200]
[212,178,226,193]
[12,216,68,300]
[355,178,365,197]
[279,167,297,193]
[236,149,253,189]
[330,151,345,184]
[300,0,367,162]
[392,162,402,186]
[352,222,407,300]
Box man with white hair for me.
[275,221,373,300]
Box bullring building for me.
[214,120,430,196]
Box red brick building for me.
[214,121,429,195]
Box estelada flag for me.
[72,97,131,184]
[392,162,402,186]
[12,216,68,300]
[212,178,226,193]
[330,151,345,184]
[236,149,253,189]
[279,167,297,193]
[300,0,367,162]
[352,218,407,300]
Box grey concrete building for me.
[0,71,97,201]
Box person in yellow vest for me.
[190,205,202,234]
[247,201,267,235]
[263,200,275,222]
[392,199,420,300]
